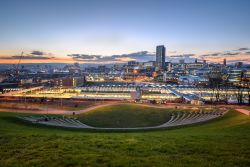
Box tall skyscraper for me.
[223,58,226,66]
[156,45,166,70]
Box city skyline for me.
[1,1,250,166]
[0,0,250,64]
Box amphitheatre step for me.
[18,110,227,130]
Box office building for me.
[156,45,166,70]
[223,58,226,66]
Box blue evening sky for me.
[0,0,249,57]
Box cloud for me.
[170,54,195,58]
[0,50,54,60]
[223,52,239,56]
[68,51,155,63]
[12,55,52,60]
[199,47,249,58]
[200,53,220,57]
[200,52,241,57]
[200,52,250,64]
[168,51,177,54]
[238,47,249,51]
[30,50,45,56]
[68,51,200,64]
[226,58,250,63]
[68,54,101,60]
[197,47,250,64]
[170,55,183,58]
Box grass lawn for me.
[0,108,250,167]
[76,104,174,128]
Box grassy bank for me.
[0,109,249,167]
[77,104,173,128]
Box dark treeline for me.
[204,68,250,105]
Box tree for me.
[235,71,245,104]
[240,71,250,105]
[207,69,230,104]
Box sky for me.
[0,0,250,64]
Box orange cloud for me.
[0,56,74,64]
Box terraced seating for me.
[18,110,227,130]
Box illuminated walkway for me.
[167,86,199,102]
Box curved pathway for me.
[0,102,197,115]
[235,108,250,116]
[0,101,119,115]
[64,103,200,115]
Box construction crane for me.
[15,51,24,78]
[9,51,24,82]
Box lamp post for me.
[46,97,48,115]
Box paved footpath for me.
[0,102,222,115]
[0,102,118,115]
[235,109,250,116]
